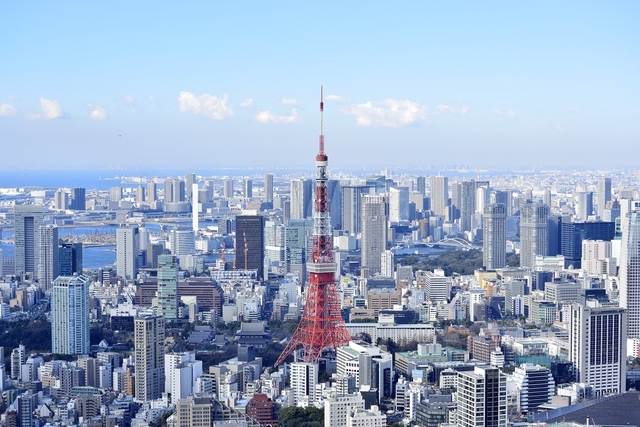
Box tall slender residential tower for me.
[519,201,549,268]
[38,224,59,291]
[14,204,44,277]
[361,194,388,275]
[51,275,90,355]
[264,173,274,202]
[483,204,506,270]
[135,315,165,402]
[276,88,351,366]
[430,176,448,218]
[157,255,179,321]
[116,226,140,280]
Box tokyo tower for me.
[275,88,352,365]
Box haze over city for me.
[1,2,639,169]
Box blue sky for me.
[1,1,638,170]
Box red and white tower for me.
[275,88,352,365]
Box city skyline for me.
[1,2,639,169]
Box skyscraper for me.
[597,177,612,219]
[388,187,409,223]
[185,173,196,201]
[576,192,593,221]
[264,173,274,202]
[134,315,165,402]
[520,201,549,268]
[235,215,265,279]
[148,181,157,203]
[416,176,426,196]
[341,185,373,234]
[458,180,477,232]
[361,195,387,275]
[569,304,626,396]
[157,255,179,321]
[429,176,448,218]
[483,204,506,270]
[116,226,140,280]
[69,187,86,210]
[169,228,195,256]
[290,178,313,220]
[456,366,507,427]
[51,275,90,355]
[14,204,44,277]
[37,224,59,290]
[244,178,253,199]
[223,177,234,198]
[620,210,640,341]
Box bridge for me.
[427,238,474,249]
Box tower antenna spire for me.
[319,86,324,156]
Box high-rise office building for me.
[389,187,409,223]
[223,178,234,198]
[520,201,549,268]
[361,195,387,275]
[597,177,612,219]
[290,178,313,220]
[458,180,476,232]
[290,362,318,406]
[244,178,253,199]
[235,215,265,279]
[341,185,373,234]
[429,176,448,218]
[576,192,593,221]
[11,344,25,380]
[134,315,165,402]
[37,224,59,290]
[54,189,69,210]
[70,187,86,210]
[185,173,196,201]
[136,184,145,204]
[560,221,615,269]
[416,176,426,195]
[328,179,342,231]
[456,366,507,427]
[51,275,90,355]
[264,173,274,202]
[14,204,44,277]
[620,210,640,340]
[116,226,140,280]
[569,304,626,396]
[164,179,175,203]
[148,181,157,203]
[285,219,313,283]
[493,190,512,216]
[483,204,506,270]
[110,186,122,202]
[512,364,554,414]
[157,255,179,321]
[169,228,195,256]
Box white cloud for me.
[28,97,63,120]
[325,94,350,103]
[435,104,469,115]
[0,103,17,116]
[493,109,516,118]
[340,99,427,127]
[178,92,233,120]
[281,98,298,105]
[148,95,155,101]
[255,108,300,124]
[240,98,254,107]
[125,94,135,103]
[565,107,581,113]
[89,105,107,120]
[555,125,563,131]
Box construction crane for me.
[215,237,226,265]
[243,231,248,271]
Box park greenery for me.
[278,406,324,427]
[398,249,483,275]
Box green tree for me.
[278,406,324,427]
